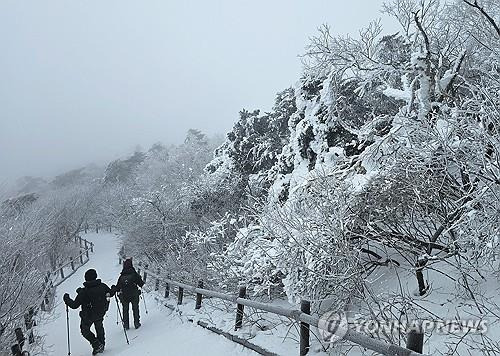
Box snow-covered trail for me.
[42,232,257,356]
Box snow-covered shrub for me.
[220,225,284,298]
[219,171,366,309]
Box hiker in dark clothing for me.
[115,258,144,329]
[63,269,114,355]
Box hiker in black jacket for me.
[115,258,145,329]
[63,269,114,355]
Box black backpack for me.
[121,273,137,294]
[78,286,110,320]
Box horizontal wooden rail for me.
[52,258,90,288]
[125,257,427,356]
[53,244,93,275]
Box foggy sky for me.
[0,0,398,181]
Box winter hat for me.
[123,258,133,269]
[84,269,97,281]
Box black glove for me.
[63,293,70,304]
[138,289,141,295]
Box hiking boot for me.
[134,322,141,329]
[92,343,104,355]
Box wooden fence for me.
[119,255,427,356]
[8,236,94,356]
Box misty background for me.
[0,0,397,181]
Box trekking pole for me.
[140,290,148,314]
[114,295,130,345]
[65,305,71,355]
[116,305,119,325]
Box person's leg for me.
[80,319,98,348]
[132,294,140,328]
[94,319,105,347]
[122,298,130,329]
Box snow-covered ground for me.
[40,232,257,356]
[37,231,497,356]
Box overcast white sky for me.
[0,0,398,181]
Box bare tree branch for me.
[462,0,500,37]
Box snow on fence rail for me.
[119,254,428,356]
[8,236,94,356]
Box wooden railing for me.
[52,236,94,288]
[8,236,94,356]
[119,255,427,356]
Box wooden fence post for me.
[46,271,52,292]
[96,224,99,233]
[85,240,89,259]
[177,287,184,305]
[41,271,51,311]
[29,331,35,345]
[78,236,83,248]
[235,285,246,330]
[155,269,160,291]
[79,252,84,264]
[70,257,75,271]
[14,328,25,348]
[406,328,424,353]
[23,318,31,345]
[11,344,21,356]
[164,281,170,298]
[41,285,51,311]
[24,313,31,330]
[300,299,311,356]
[59,264,64,279]
[90,242,94,253]
[25,308,35,344]
[143,264,148,283]
[195,280,203,309]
